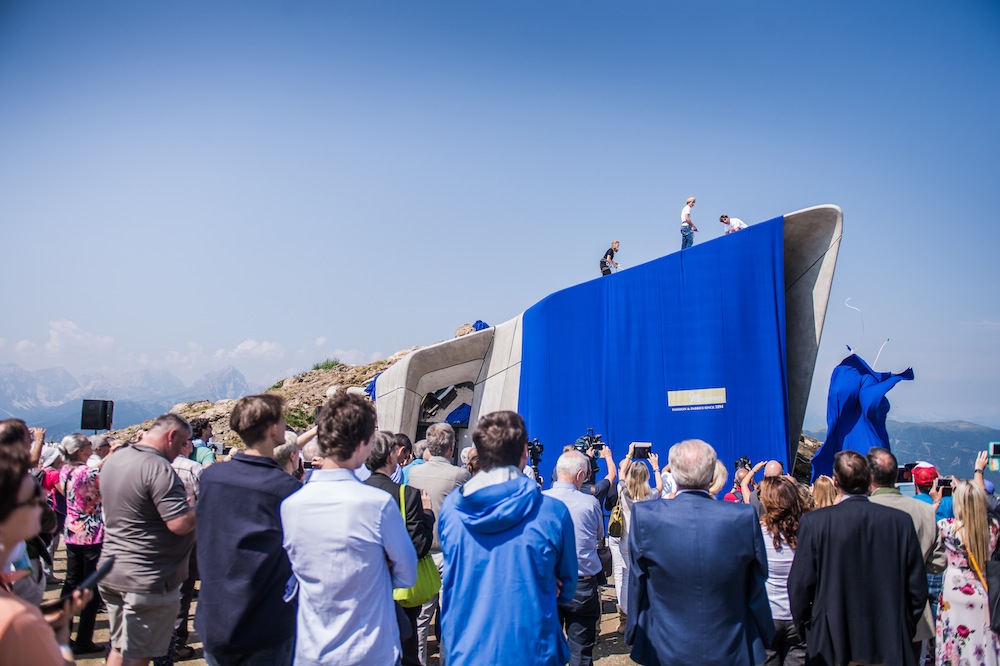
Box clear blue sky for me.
[1,0,998,429]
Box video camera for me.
[527,438,544,486]
[572,428,606,478]
[573,427,605,456]
[527,438,544,465]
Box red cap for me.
[912,465,939,487]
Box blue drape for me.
[518,217,789,486]
[810,354,914,481]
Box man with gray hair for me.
[544,450,605,666]
[98,413,196,666]
[408,422,471,665]
[626,439,773,665]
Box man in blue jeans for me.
[544,450,605,666]
[680,196,698,249]
[195,394,302,666]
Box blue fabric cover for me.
[518,216,790,486]
[810,354,914,481]
[364,372,380,401]
[445,402,472,425]
[472,320,490,331]
[438,476,577,665]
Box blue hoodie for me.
[439,475,578,666]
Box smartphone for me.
[896,466,907,483]
[39,556,114,613]
[632,442,652,459]
[938,478,953,497]
[991,442,1000,457]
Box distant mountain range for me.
[804,420,1000,483]
[0,363,262,438]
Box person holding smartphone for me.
[610,443,663,634]
[1,441,92,665]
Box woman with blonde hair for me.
[811,475,837,509]
[610,443,664,634]
[708,460,728,497]
[935,480,1000,664]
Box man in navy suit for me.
[626,439,773,666]
[788,450,927,666]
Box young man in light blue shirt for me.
[281,391,416,666]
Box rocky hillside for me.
[106,348,416,451]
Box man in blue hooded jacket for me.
[439,410,577,666]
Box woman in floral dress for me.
[936,480,1000,666]
[57,433,105,655]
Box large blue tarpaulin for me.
[810,354,914,481]
[518,216,790,487]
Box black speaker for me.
[81,399,114,431]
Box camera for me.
[527,438,544,464]
[573,428,605,455]
[734,455,751,471]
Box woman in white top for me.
[759,476,806,665]
[610,443,663,633]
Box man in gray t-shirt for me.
[98,413,196,665]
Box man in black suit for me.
[365,431,435,666]
[626,439,773,666]
[788,450,928,666]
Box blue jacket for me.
[627,490,774,666]
[439,475,577,666]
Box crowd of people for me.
[2,396,1000,666]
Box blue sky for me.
[1,0,998,429]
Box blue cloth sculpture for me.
[811,354,914,481]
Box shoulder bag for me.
[608,496,624,539]
[393,484,442,608]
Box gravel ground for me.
[45,547,637,666]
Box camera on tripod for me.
[527,438,544,465]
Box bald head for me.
[764,460,784,477]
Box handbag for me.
[596,538,613,584]
[392,484,442,608]
[608,498,624,539]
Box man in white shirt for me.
[680,196,698,249]
[281,391,417,666]
[720,214,748,234]
[544,451,605,666]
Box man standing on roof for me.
[680,197,698,249]
[600,241,620,276]
[720,215,748,234]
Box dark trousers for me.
[558,575,601,666]
[61,542,102,646]
[175,546,199,644]
[400,604,421,666]
[763,619,806,666]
